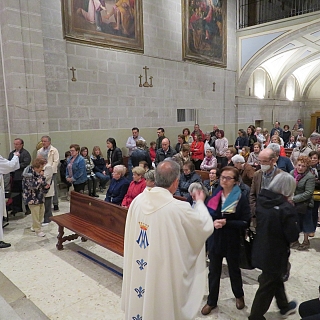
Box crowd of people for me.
[1,119,320,319]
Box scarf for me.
[293,168,307,184]
[204,156,212,166]
[207,184,241,214]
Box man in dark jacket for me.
[267,143,294,173]
[130,140,152,169]
[175,161,201,198]
[249,172,300,320]
[8,138,31,215]
[154,138,176,167]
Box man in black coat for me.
[154,138,176,167]
[130,140,152,169]
[8,138,31,215]
[249,172,300,320]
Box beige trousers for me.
[29,204,44,233]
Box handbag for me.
[313,190,320,201]
[239,229,255,270]
[295,201,309,214]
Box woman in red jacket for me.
[190,134,205,170]
[121,166,146,208]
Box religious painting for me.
[182,0,227,67]
[62,0,143,52]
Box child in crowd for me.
[22,158,50,237]
[240,146,250,162]
[60,151,72,200]
[149,141,156,165]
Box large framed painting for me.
[62,0,143,53]
[182,0,227,67]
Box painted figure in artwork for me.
[77,0,106,31]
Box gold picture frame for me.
[182,0,227,67]
[62,0,144,53]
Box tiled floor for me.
[0,194,319,319]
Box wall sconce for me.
[212,82,216,92]
[138,66,153,87]
[70,67,77,82]
[249,87,251,96]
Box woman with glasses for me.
[66,144,87,193]
[201,166,251,315]
[105,165,130,205]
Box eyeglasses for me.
[220,175,235,181]
[209,172,216,175]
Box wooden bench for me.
[50,191,128,256]
[195,170,210,181]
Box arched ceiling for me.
[237,12,320,98]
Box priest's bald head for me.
[155,159,180,193]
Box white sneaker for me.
[30,227,35,232]
[36,232,46,237]
[41,222,50,227]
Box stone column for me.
[0,0,48,155]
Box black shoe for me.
[91,194,99,198]
[25,209,31,216]
[11,211,18,216]
[53,205,59,211]
[0,241,11,248]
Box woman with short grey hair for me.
[249,171,299,319]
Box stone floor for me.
[0,192,319,319]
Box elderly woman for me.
[221,147,237,168]
[22,158,50,237]
[215,130,229,165]
[183,128,193,145]
[270,135,286,157]
[121,166,146,208]
[255,127,265,150]
[249,173,299,320]
[235,129,248,153]
[80,147,98,197]
[201,167,251,315]
[200,147,217,171]
[232,154,255,187]
[144,170,155,189]
[247,142,261,167]
[203,168,220,196]
[175,161,201,198]
[172,144,191,172]
[290,156,315,250]
[105,165,130,205]
[66,144,87,193]
[290,137,313,166]
[190,134,205,170]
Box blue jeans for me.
[95,172,109,188]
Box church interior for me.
[1,0,320,319]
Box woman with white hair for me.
[249,172,300,319]
[231,154,255,187]
[200,148,217,171]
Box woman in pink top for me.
[215,130,229,166]
[121,166,146,208]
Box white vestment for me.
[121,187,214,320]
[0,155,20,240]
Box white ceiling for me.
[237,12,320,98]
